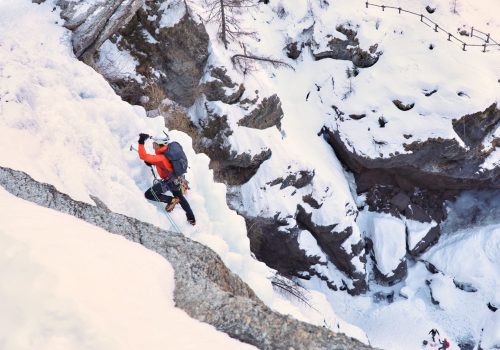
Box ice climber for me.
[138,133,196,226]
[438,338,450,349]
[429,328,440,342]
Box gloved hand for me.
[138,133,150,144]
[144,161,153,167]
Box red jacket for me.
[138,144,173,179]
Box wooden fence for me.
[366,2,500,52]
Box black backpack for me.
[163,141,188,178]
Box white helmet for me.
[152,135,170,145]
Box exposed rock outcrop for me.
[245,216,321,277]
[238,94,284,130]
[312,25,381,68]
[98,1,210,107]
[56,0,144,62]
[296,205,368,294]
[202,66,245,104]
[321,103,500,190]
[0,166,375,350]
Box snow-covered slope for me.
[1,0,499,349]
[0,188,256,350]
[0,0,366,346]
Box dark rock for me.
[279,170,314,190]
[405,204,432,222]
[426,5,436,13]
[109,5,210,107]
[393,99,415,111]
[453,280,478,293]
[295,205,368,294]
[424,89,438,96]
[238,94,284,130]
[452,103,500,148]
[370,245,408,286]
[422,260,440,274]
[408,225,440,257]
[426,280,440,305]
[390,192,411,211]
[349,114,367,120]
[320,118,500,190]
[245,216,321,277]
[312,25,382,68]
[194,111,272,185]
[285,41,302,59]
[487,302,498,312]
[378,116,387,127]
[202,66,245,104]
[302,194,323,209]
[0,167,376,350]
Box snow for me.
[0,0,360,345]
[159,0,186,28]
[96,39,142,82]
[1,0,499,349]
[357,210,406,276]
[405,218,437,251]
[0,188,256,350]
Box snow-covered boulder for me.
[54,0,144,61]
[360,212,408,285]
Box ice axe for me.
[130,144,158,180]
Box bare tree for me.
[203,0,256,49]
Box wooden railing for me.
[366,2,500,52]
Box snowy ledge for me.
[0,166,375,350]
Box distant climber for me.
[438,338,450,349]
[429,329,440,342]
[138,133,196,226]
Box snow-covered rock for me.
[0,166,374,350]
[55,0,144,61]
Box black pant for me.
[144,180,195,221]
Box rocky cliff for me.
[0,166,375,350]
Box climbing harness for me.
[148,166,183,234]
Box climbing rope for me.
[148,168,183,234]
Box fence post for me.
[463,43,466,51]
[434,24,438,32]
[382,5,385,11]
[420,14,423,22]
[483,44,487,53]
[366,1,368,8]
[471,27,474,37]
[448,33,451,41]
[486,33,490,43]
[398,7,401,14]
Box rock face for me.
[321,104,500,190]
[296,205,368,293]
[0,166,375,350]
[56,0,144,62]
[202,66,246,104]
[109,1,210,107]
[320,103,499,279]
[312,25,381,68]
[238,94,284,130]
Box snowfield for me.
[0,0,499,349]
[0,188,257,350]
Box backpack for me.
[163,141,188,178]
[445,340,450,349]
